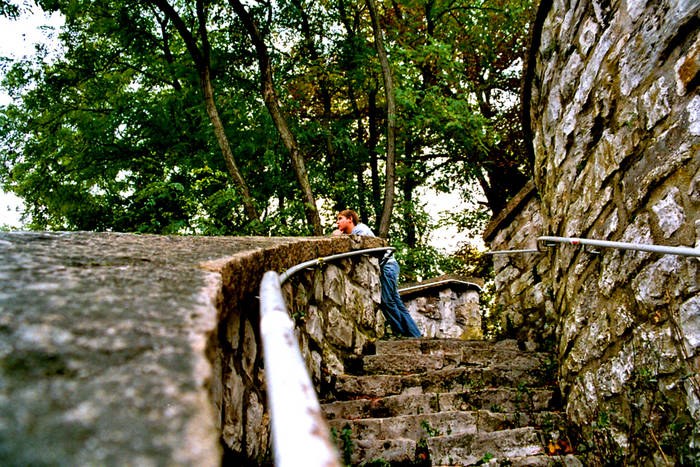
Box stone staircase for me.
[321,339,580,466]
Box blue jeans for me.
[380,260,422,337]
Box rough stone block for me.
[323,264,344,306]
[245,391,265,460]
[642,76,672,130]
[651,187,686,238]
[224,368,245,451]
[242,318,257,380]
[675,31,700,96]
[689,96,700,135]
[305,306,324,347]
[326,307,354,349]
[598,214,653,297]
[632,255,699,308]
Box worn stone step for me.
[433,454,582,467]
[327,409,565,443]
[332,425,569,466]
[357,351,462,375]
[476,454,584,466]
[328,411,478,442]
[374,338,520,355]
[427,426,545,466]
[464,349,553,371]
[322,388,557,420]
[356,349,551,376]
[334,437,417,466]
[334,367,554,399]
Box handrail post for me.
[259,271,340,467]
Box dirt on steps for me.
[321,338,581,466]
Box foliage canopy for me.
[1,0,535,279]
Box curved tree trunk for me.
[366,0,396,239]
[291,0,337,190]
[229,0,323,236]
[148,0,259,223]
[199,68,260,222]
[367,87,381,223]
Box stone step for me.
[332,425,571,466]
[334,367,554,399]
[427,426,545,466]
[357,351,462,375]
[327,410,565,443]
[322,388,557,420]
[357,349,551,375]
[328,411,478,442]
[473,454,584,466]
[374,338,521,355]
[324,338,569,465]
[334,437,417,466]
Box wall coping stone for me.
[0,231,384,466]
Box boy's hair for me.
[338,209,359,225]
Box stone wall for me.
[487,0,700,462]
[0,232,386,466]
[400,276,483,339]
[201,234,385,465]
[483,181,556,350]
[281,240,386,395]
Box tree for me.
[229,0,323,235]
[1,0,536,251]
[369,0,535,225]
[148,0,260,224]
[365,0,396,238]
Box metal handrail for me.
[259,246,393,466]
[279,246,395,283]
[259,272,340,467]
[538,236,700,257]
[484,236,700,258]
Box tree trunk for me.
[367,87,381,223]
[291,0,337,189]
[199,69,259,222]
[229,0,323,235]
[153,14,182,91]
[366,0,396,239]
[148,0,259,223]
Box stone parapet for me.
[281,247,387,394]
[0,232,385,466]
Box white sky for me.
[0,6,63,228]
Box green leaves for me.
[2,0,533,249]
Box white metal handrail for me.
[485,236,700,258]
[259,271,340,467]
[538,236,700,257]
[259,246,394,466]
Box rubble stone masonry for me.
[487,0,699,462]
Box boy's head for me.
[336,209,359,234]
